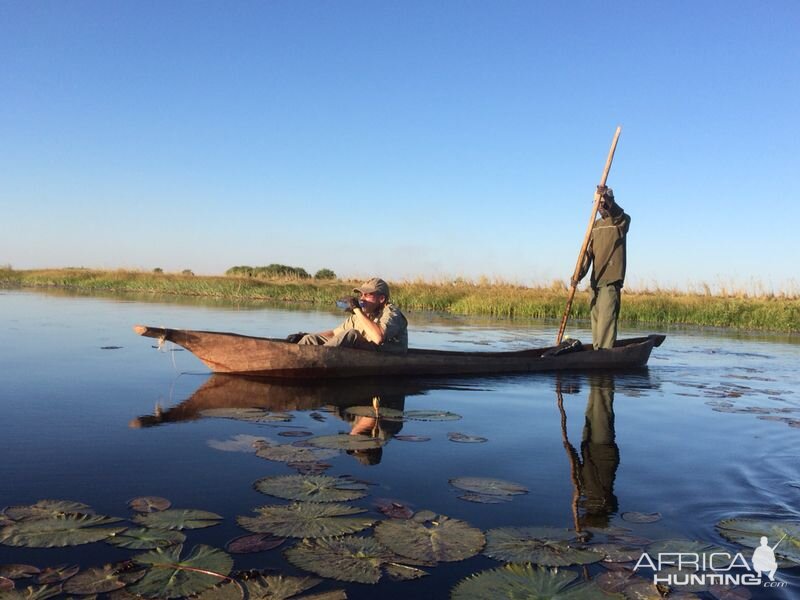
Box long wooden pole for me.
[556,126,622,344]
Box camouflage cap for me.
[354,277,390,298]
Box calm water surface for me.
[1,290,798,599]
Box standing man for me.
[289,277,408,354]
[573,186,630,349]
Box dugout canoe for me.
[133,325,665,378]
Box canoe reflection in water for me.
[558,374,622,530]
[128,375,466,465]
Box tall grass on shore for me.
[2,268,799,333]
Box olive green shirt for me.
[578,204,630,288]
[333,302,408,353]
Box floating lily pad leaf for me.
[449,477,528,497]
[238,502,375,538]
[278,430,314,438]
[403,410,462,421]
[709,584,753,600]
[716,518,800,564]
[0,514,125,548]
[128,497,171,513]
[244,574,321,600]
[608,533,652,547]
[645,539,729,564]
[345,406,405,421]
[208,434,267,453]
[130,544,233,599]
[36,564,79,584]
[0,584,63,600]
[107,527,186,549]
[255,475,369,503]
[622,512,661,524]
[199,408,293,423]
[255,442,338,463]
[62,564,142,595]
[289,462,333,476]
[451,563,619,600]
[190,579,243,600]
[596,571,661,599]
[293,591,347,600]
[376,512,485,562]
[393,435,431,442]
[309,412,326,422]
[484,527,603,566]
[374,499,414,520]
[307,434,384,451]
[3,500,94,521]
[286,536,425,584]
[225,533,286,554]
[0,565,40,579]
[447,432,488,443]
[133,509,223,531]
[457,493,512,504]
[590,543,644,563]
[383,562,428,581]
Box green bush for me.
[314,268,336,280]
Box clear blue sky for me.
[1,1,798,291]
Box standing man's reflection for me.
[558,374,620,530]
[579,374,620,527]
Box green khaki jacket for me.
[577,204,630,288]
[333,302,408,353]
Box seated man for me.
[291,277,408,354]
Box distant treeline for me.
[225,264,336,280]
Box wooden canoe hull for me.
[133,325,665,379]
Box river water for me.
[1,290,798,599]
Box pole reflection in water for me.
[557,374,620,532]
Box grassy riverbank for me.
[2,268,799,332]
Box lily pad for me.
[457,493,513,504]
[237,502,376,538]
[62,564,142,595]
[199,408,293,422]
[645,539,729,562]
[36,565,79,584]
[0,584,63,600]
[286,535,427,584]
[107,527,186,549]
[254,475,369,503]
[278,430,314,437]
[590,542,645,563]
[207,434,267,453]
[449,477,528,497]
[194,573,321,600]
[289,461,333,475]
[255,442,338,463]
[622,512,662,524]
[375,511,485,562]
[132,509,223,531]
[130,544,233,599]
[128,497,171,513]
[3,500,94,521]
[404,410,462,421]
[307,434,385,451]
[225,533,285,554]
[345,406,405,421]
[451,563,619,599]
[393,435,431,442]
[484,527,604,566]
[0,565,40,579]
[374,499,414,520]
[448,432,488,443]
[0,514,125,548]
[716,518,800,564]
